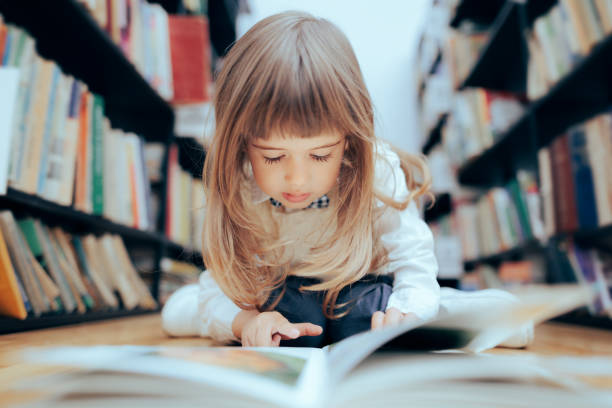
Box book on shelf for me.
[451,171,545,261]
[77,0,175,100]
[0,210,157,321]
[165,144,206,248]
[168,15,211,104]
[538,113,612,236]
[0,21,158,232]
[527,1,612,99]
[16,284,603,408]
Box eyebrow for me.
[251,140,342,151]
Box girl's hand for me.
[370,308,419,330]
[233,310,323,347]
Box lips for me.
[282,192,311,203]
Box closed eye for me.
[312,154,331,162]
[263,156,283,164]
[263,154,331,164]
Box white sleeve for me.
[197,271,242,343]
[374,141,440,321]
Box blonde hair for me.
[202,11,432,318]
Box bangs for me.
[236,19,364,142]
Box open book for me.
[17,285,612,408]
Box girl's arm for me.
[374,142,440,322]
[199,272,322,345]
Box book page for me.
[22,345,327,408]
[326,284,593,383]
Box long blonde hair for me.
[202,11,432,317]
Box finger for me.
[276,324,300,339]
[371,311,385,330]
[383,308,402,327]
[401,312,420,324]
[272,333,282,347]
[292,323,323,337]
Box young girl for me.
[162,11,532,348]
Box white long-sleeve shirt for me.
[195,141,440,343]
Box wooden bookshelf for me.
[0,0,174,142]
[463,239,544,271]
[0,0,211,333]
[421,0,612,329]
[457,32,612,187]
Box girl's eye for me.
[263,156,282,164]
[312,154,331,162]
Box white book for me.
[0,67,20,195]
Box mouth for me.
[282,192,311,203]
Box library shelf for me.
[458,1,526,93]
[525,0,557,26]
[164,239,205,268]
[0,308,159,335]
[0,188,166,246]
[552,224,612,253]
[457,112,533,187]
[0,0,174,142]
[175,136,207,180]
[449,0,506,29]
[424,192,452,223]
[457,33,612,188]
[421,114,448,155]
[463,239,544,271]
[533,33,612,148]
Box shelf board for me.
[0,308,159,334]
[464,239,544,270]
[458,112,533,187]
[0,187,165,245]
[552,224,612,252]
[525,0,557,27]
[450,0,506,29]
[0,0,174,142]
[421,114,448,155]
[424,192,452,223]
[458,1,526,92]
[175,136,206,180]
[458,34,612,187]
[534,34,612,148]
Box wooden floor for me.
[1,315,611,405]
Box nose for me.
[284,157,307,189]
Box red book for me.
[550,134,579,233]
[168,15,210,104]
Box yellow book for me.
[0,225,27,319]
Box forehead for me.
[251,131,344,151]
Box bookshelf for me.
[420,0,612,329]
[0,0,209,333]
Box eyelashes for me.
[263,154,331,165]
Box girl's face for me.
[247,131,347,209]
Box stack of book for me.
[538,113,612,237]
[453,171,545,261]
[527,0,612,100]
[0,210,157,320]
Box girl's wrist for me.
[232,309,260,339]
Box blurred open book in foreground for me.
[15,284,612,408]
